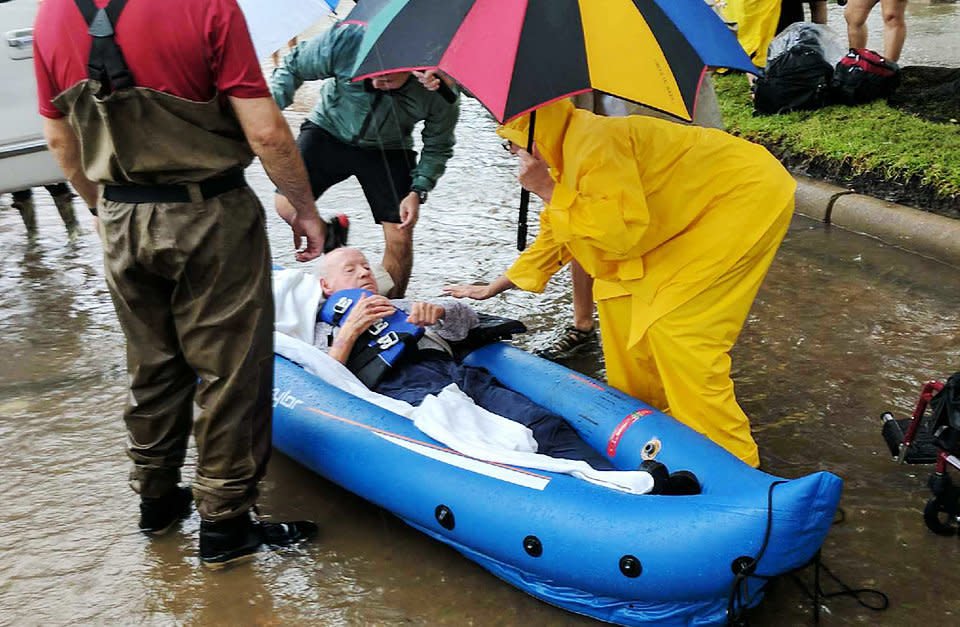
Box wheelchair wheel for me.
[923,496,958,536]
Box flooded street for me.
[3,10,960,623]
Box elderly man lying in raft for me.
[310,246,615,469]
[272,247,700,495]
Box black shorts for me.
[297,120,417,224]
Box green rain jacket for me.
[270,22,459,193]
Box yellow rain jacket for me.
[497,99,795,466]
[723,0,782,67]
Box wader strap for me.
[73,0,134,94]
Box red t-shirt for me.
[33,0,269,119]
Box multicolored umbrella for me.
[352,0,756,123]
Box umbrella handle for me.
[437,81,457,104]
[518,191,529,251]
[516,110,536,252]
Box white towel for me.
[274,332,653,495]
[272,269,325,345]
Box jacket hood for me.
[496,99,577,170]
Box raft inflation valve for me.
[641,438,662,460]
[523,536,542,557]
[619,555,642,577]
[731,556,756,576]
[435,505,455,530]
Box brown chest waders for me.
[67,0,274,521]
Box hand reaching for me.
[443,284,492,300]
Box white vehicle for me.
[1,0,64,194]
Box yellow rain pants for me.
[597,207,791,467]
[498,100,796,466]
[723,0,782,67]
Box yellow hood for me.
[496,99,576,171]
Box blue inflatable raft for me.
[272,342,843,626]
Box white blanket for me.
[274,333,653,495]
[273,269,325,345]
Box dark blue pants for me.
[374,352,614,470]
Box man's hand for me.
[413,69,454,91]
[406,302,444,326]
[329,294,396,364]
[398,191,420,230]
[517,147,554,204]
[275,193,325,261]
[443,284,492,300]
[289,210,326,262]
[343,294,396,336]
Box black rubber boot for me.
[12,196,37,236]
[139,485,193,535]
[200,511,318,570]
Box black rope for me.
[726,480,785,625]
[789,552,890,620]
[726,484,888,626]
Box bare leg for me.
[810,1,828,24]
[880,0,907,62]
[845,0,878,50]
[382,222,413,298]
[570,260,595,332]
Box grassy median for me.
[713,73,960,216]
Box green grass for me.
[714,73,960,200]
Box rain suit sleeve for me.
[411,93,460,193]
[269,24,351,110]
[506,138,651,291]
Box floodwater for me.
[3,18,960,627]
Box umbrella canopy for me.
[340,0,393,24]
[352,0,757,123]
[237,0,336,61]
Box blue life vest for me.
[319,289,425,388]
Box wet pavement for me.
[2,7,960,624]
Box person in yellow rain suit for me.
[723,0,783,67]
[444,99,795,467]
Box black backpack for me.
[831,48,901,105]
[754,44,834,114]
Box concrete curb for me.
[792,175,960,267]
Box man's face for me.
[321,248,379,295]
[371,71,411,91]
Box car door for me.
[0,0,65,194]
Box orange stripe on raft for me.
[606,409,653,457]
[303,405,551,480]
[567,372,606,391]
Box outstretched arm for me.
[444,274,516,300]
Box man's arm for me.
[229,95,324,261]
[42,118,99,212]
[269,26,343,109]
[410,93,459,193]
